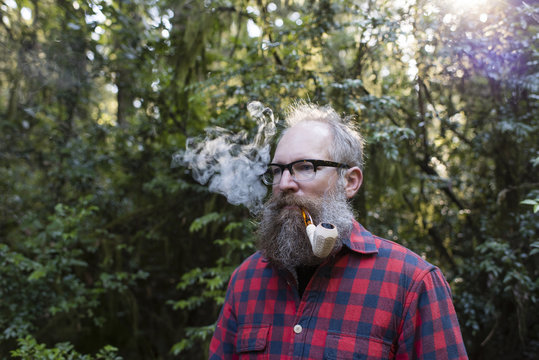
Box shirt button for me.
[293,324,303,334]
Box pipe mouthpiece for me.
[301,208,313,227]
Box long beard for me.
[256,187,355,268]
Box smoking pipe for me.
[301,208,338,258]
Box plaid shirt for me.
[209,221,467,359]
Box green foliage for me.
[169,324,215,357]
[521,198,539,213]
[521,188,539,213]
[0,0,537,359]
[168,214,255,356]
[1,198,100,341]
[11,336,122,360]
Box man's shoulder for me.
[373,235,436,271]
[237,251,265,266]
[349,221,437,275]
[230,251,271,279]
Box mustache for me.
[264,192,332,227]
[268,193,318,211]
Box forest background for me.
[0,0,538,359]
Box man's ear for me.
[344,167,363,199]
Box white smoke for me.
[171,102,277,214]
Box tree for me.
[0,0,537,359]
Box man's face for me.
[256,121,355,268]
[271,121,340,198]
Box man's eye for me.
[270,167,281,175]
[296,163,314,172]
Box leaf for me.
[189,212,223,233]
[27,268,47,281]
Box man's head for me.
[283,102,365,172]
[256,102,365,268]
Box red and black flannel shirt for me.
[209,221,468,359]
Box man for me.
[209,103,467,359]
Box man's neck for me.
[296,265,318,298]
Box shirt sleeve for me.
[395,267,468,360]
[208,275,239,359]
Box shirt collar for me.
[341,221,379,255]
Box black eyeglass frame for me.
[262,159,350,185]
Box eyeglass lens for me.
[263,160,316,185]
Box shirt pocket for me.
[323,332,392,360]
[236,323,271,358]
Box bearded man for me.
[209,103,468,359]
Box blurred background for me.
[0,0,537,359]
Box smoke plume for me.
[171,102,277,213]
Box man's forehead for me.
[280,121,331,142]
[273,121,333,161]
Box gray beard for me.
[256,188,355,268]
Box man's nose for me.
[277,169,299,193]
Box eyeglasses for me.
[262,159,350,185]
